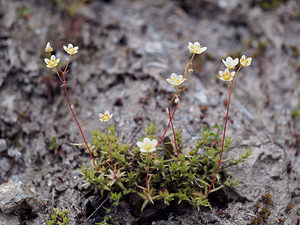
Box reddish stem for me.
[157,103,178,147]
[106,122,116,179]
[157,54,195,149]
[63,83,95,161]
[207,85,231,196]
[207,66,242,196]
[55,67,97,170]
[168,101,179,161]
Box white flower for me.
[219,68,235,81]
[44,55,60,68]
[137,138,158,153]
[187,42,207,54]
[45,42,53,53]
[222,56,239,69]
[166,73,185,87]
[63,43,79,55]
[99,111,113,122]
[240,55,252,67]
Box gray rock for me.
[0,139,7,152]
[0,181,44,214]
[7,148,22,160]
[194,90,208,105]
[0,158,10,173]
[0,213,20,225]
[55,182,69,193]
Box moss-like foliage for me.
[80,124,250,216]
[47,208,70,225]
[254,0,287,11]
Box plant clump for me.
[80,124,250,220]
[47,208,70,225]
[43,40,253,223]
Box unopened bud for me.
[166,108,169,115]
[154,160,160,165]
[175,97,180,104]
[188,68,194,73]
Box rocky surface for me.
[0,181,43,214]
[0,0,299,224]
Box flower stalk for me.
[157,51,197,158]
[98,111,115,178]
[207,54,252,196]
[106,122,116,179]
[54,66,97,170]
[137,138,157,200]
[145,153,151,196]
[44,43,98,170]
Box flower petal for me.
[248,57,252,64]
[200,47,207,52]
[137,141,143,148]
[233,58,239,65]
[170,73,177,79]
[151,139,158,146]
[222,59,227,66]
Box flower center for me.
[101,114,110,121]
[222,72,232,80]
[172,78,181,84]
[143,143,153,151]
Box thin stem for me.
[168,108,179,160]
[156,99,177,147]
[207,84,231,196]
[145,153,151,194]
[231,65,241,93]
[157,54,195,148]
[55,69,65,84]
[168,89,179,160]
[55,64,97,170]
[206,65,243,196]
[106,122,116,179]
[62,56,71,81]
[63,82,96,166]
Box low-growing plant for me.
[251,193,273,224]
[80,124,249,213]
[43,40,253,222]
[47,208,70,225]
[55,0,89,17]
